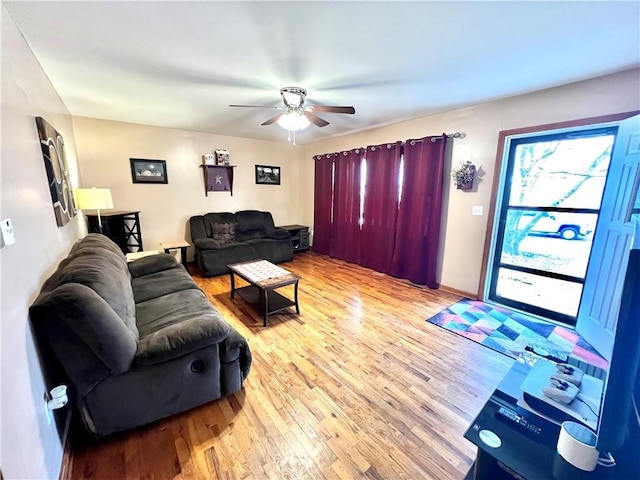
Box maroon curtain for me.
[390,136,447,288]
[312,154,334,255]
[360,142,401,273]
[331,148,364,263]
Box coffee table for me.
[228,259,300,327]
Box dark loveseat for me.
[190,210,294,277]
[29,234,252,438]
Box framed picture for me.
[255,165,281,185]
[130,158,168,184]
[36,117,77,227]
[215,149,230,165]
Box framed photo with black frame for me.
[255,165,281,185]
[130,158,168,184]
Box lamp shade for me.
[74,188,114,211]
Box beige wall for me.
[302,69,640,295]
[72,117,305,258]
[1,6,85,479]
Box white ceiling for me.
[5,1,640,145]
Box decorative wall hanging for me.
[452,161,476,191]
[200,165,235,196]
[35,117,76,227]
[255,165,281,185]
[130,158,168,184]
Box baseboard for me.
[58,409,73,480]
[439,284,478,300]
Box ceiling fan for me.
[229,86,355,129]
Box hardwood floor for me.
[68,253,513,479]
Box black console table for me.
[464,360,610,480]
[85,210,143,254]
[277,225,310,253]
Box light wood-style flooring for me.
[69,252,513,479]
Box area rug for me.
[427,298,607,369]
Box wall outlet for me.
[1,218,15,245]
[472,206,483,216]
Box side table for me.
[160,240,190,267]
[277,225,310,253]
[125,250,160,262]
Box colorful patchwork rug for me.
[427,298,607,369]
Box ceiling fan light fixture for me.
[277,112,310,131]
[281,86,307,107]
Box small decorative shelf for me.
[200,165,236,196]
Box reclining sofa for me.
[190,210,293,277]
[29,234,252,438]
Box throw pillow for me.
[211,222,236,247]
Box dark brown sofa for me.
[189,210,293,277]
[29,234,252,438]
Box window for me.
[486,125,617,325]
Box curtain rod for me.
[432,132,466,142]
[316,132,466,158]
[409,132,466,145]
[432,132,466,143]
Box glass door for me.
[487,126,618,325]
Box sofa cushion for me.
[128,254,179,278]
[38,239,139,340]
[30,283,138,380]
[135,289,231,365]
[194,238,247,251]
[68,233,127,263]
[132,265,200,303]
[235,210,269,241]
[236,229,265,241]
[267,228,291,240]
[211,222,236,247]
[236,210,264,232]
[203,212,236,238]
[245,238,293,264]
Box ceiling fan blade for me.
[229,104,280,109]
[304,112,330,127]
[309,105,355,114]
[261,113,285,126]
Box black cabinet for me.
[464,360,609,480]
[86,210,143,254]
[278,225,310,253]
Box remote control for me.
[524,344,569,364]
[495,406,542,438]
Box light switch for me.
[1,218,15,245]
[472,206,483,216]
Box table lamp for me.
[74,187,114,233]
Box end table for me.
[160,240,190,267]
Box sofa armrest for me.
[134,314,231,365]
[266,228,291,240]
[219,328,252,381]
[128,254,178,278]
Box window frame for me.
[479,111,638,324]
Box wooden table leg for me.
[263,289,269,327]
[294,280,300,314]
[230,271,236,299]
